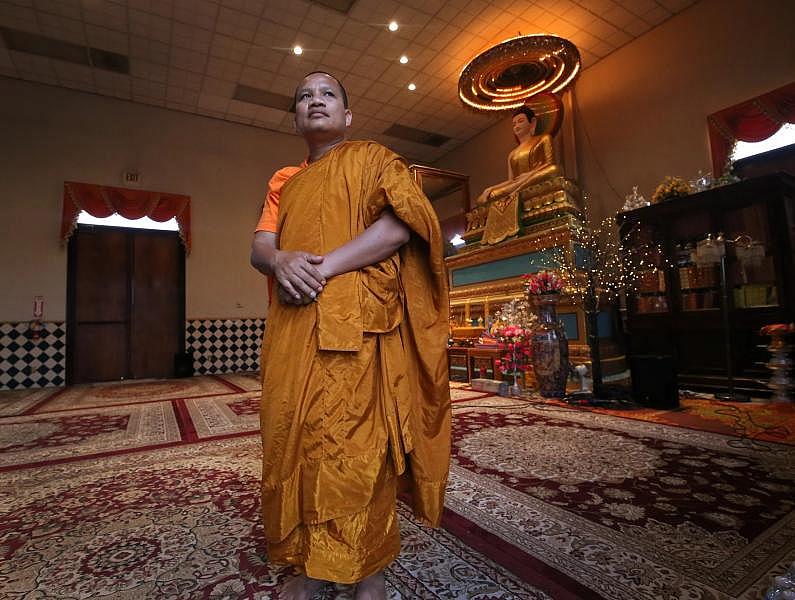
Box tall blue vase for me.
[531,294,569,398]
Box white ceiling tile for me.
[227,98,260,118]
[205,55,243,80]
[624,18,651,37]
[83,3,127,32]
[400,0,446,16]
[643,6,671,26]
[130,10,171,43]
[216,6,258,42]
[239,64,271,86]
[131,58,168,81]
[351,53,390,79]
[201,75,236,96]
[657,0,696,12]
[167,85,199,105]
[197,91,230,111]
[210,33,249,62]
[169,48,209,73]
[605,28,631,48]
[33,0,80,19]
[52,60,93,82]
[37,14,86,44]
[246,44,283,71]
[228,0,267,17]
[173,5,215,30]
[254,104,284,124]
[586,18,620,42]
[85,25,129,53]
[172,23,213,51]
[9,49,53,72]
[0,3,39,31]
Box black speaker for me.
[174,351,194,378]
[629,354,679,408]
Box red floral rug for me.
[448,396,795,599]
[26,376,241,414]
[584,396,795,446]
[1,436,549,599]
[0,402,182,471]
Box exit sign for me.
[123,170,142,186]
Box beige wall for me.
[436,0,795,222]
[0,77,306,322]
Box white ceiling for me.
[0,0,698,163]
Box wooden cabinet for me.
[616,173,795,396]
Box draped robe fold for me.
[259,140,451,583]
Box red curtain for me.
[708,82,795,175]
[61,181,191,253]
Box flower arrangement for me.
[651,176,692,204]
[523,270,564,296]
[492,323,533,377]
[491,299,536,382]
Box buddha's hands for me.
[272,250,326,303]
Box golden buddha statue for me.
[465,104,581,246]
[476,106,561,206]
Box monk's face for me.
[512,113,537,139]
[294,73,352,140]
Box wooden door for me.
[130,233,182,379]
[69,227,130,383]
[67,225,184,384]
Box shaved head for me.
[293,71,349,109]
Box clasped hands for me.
[273,249,328,305]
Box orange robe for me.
[259,140,451,583]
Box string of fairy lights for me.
[528,209,672,306]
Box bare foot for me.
[280,573,327,600]
[355,570,386,600]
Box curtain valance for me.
[708,82,795,175]
[61,181,191,253]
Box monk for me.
[250,72,451,600]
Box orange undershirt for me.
[255,162,308,233]
[255,162,308,302]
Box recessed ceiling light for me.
[293,45,303,55]
[388,21,398,32]
[408,83,416,91]
[399,55,408,64]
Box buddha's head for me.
[512,106,537,142]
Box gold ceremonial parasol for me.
[458,34,581,124]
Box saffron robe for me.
[259,140,451,583]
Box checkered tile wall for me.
[0,321,66,390]
[185,318,265,375]
[1,318,264,390]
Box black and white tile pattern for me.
[0,322,66,390]
[1,318,265,389]
[185,318,265,375]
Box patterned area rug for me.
[31,376,238,413]
[448,397,795,599]
[0,402,182,470]
[0,388,57,416]
[585,396,795,445]
[1,436,548,599]
[215,372,263,392]
[182,392,260,439]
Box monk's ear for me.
[345,109,352,127]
